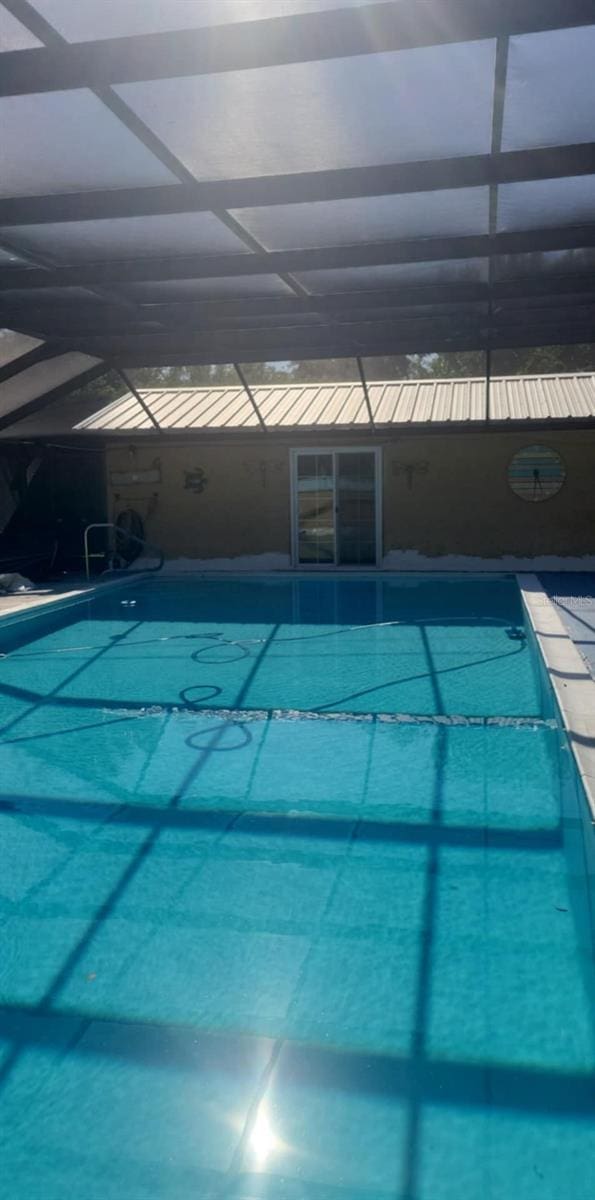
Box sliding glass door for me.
[295,452,335,564]
[292,449,380,566]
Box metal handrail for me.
[83,522,164,581]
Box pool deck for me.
[521,573,595,826]
[540,572,595,680]
[0,578,92,621]
[0,573,140,624]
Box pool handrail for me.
[83,522,164,581]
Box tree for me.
[67,343,595,415]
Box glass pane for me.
[297,453,334,564]
[117,40,495,181]
[337,452,376,566]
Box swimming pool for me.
[0,574,593,1199]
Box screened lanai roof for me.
[1,0,595,429]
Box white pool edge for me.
[518,572,595,824]
[0,573,140,629]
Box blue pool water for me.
[0,574,593,1199]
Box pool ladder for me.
[83,523,164,581]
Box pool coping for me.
[0,573,140,629]
[519,572,595,824]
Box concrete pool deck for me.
[0,573,138,625]
[0,578,92,621]
[520,573,595,824]
[539,572,595,680]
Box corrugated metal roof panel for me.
[469,379,486,421]
[369,382,394,424]
[411,380,435,424]
[575,375,595,416]
[393,380,420,424]
[75,373,595,433]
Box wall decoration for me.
[110,456,161,486]
[183,467,208,494]
[110,467,161,486]
[507,445,566,502]
[392,460,429,490]
[242,459,284,489]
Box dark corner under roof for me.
[0,0,594,410]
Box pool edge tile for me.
[519,572,595,824]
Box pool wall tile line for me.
[92,705,557,728]
[519,572,595,823]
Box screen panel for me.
[116,40,496,181]
[502,26,595,151]
[296,259,489,293]
[0,328,43,368]
[1,212,252,264]
[0,246,27,267]
[232,187,490,251]
[245,358,360,384]
[495,248,595,282]
[0,351,101,420]
[124,276,295,301]
[6,286,107,303]
[497,175,595,233]
[362,350,485,381]
[0,3,42,49]
[0,90,177,198]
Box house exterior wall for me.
[105,428,595,564]
[106,441,291,561]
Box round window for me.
[508,445,566,502]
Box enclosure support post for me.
[234,362,267,430]
[357,356,375,428]
[485,347,491,423]
[117,367,160,430]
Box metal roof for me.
[0,0,594,378]
[75,372,595,433]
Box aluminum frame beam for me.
[1,1,593,97]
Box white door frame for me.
[290,447,382,569]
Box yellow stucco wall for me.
[107,441,291,560]
[383,429,594,558]
[106,428,595,562]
